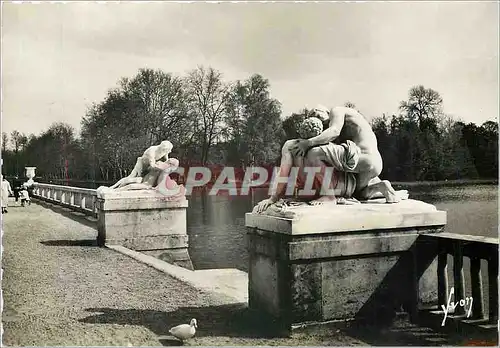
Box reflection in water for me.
[404,184,498,240]
[187,193,251,271]
[187,184,497,272]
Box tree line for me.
[1,67,498,185]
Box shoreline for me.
[392,179,498,187]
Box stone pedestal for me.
[245,199,447,333]
[97,190,193,270]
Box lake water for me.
[186,184,498,272]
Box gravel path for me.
[1,199,480,346]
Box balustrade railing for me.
[31,183,98,218]
[423,232,498,325]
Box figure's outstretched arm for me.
[269,153,292,203]
[255,140,304,213]
[269,140,306,202]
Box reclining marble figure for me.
[96,140,185,199]
[254,105,408,214]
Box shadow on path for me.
[345,321,451,346]
[41,239,98,247]
[77,304,471,346]
[79,303,286,344]
[158,338,185,346]
[33,199,97,230]
[3,205,31,210]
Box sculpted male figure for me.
[255,106,404,213]
[254,137,359,213]
[291,105,400,203]
[109,140,173,190]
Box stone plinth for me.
[245,199,447,333]
[97,190,193,270]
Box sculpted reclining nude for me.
[109,140,174,189]
[110,158,181,191]
[255,105,408,214]
[97,140,185,198]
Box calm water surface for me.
[187,184,498,272]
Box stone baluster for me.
[470,257,484,319]
[453,241,466,316]
[81,194,86,210]
[488,254,499,323]
[437,251,448,309]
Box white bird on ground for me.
[169,318,197,342]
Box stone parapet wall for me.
[97,190,193,270]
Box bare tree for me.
[2,132,8,152]
[399,85,443,126]
[184,66,232,164]
[481,120,498,134]
[10,130,22,154]
[80,68,194,180]
[19,134,28,152]
[227,74,283,165]
[121,68,191,146]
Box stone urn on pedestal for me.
[24,167,36,197]
[25,167,36,180]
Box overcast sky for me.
[2,1,498,137]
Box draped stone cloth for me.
[317,140,361,172]
[309,139,360,198]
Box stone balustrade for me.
[31,183,98,218]
[417,232,498,331]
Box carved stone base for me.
[97,190,193,270]
[246,199,447,335]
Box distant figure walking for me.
[2,175,14,213]
[13,176,21,202]
[19,185,31,207]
